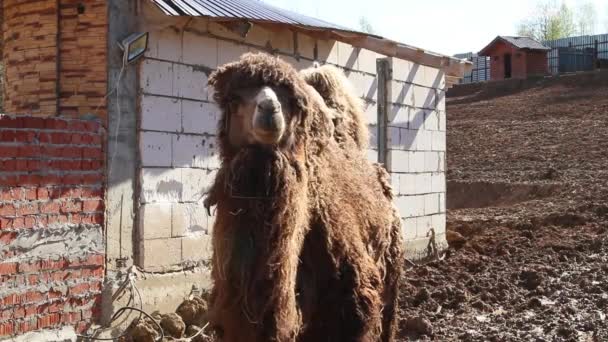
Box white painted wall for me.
[137,17,447,270]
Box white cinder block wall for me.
[385,59,448,257]
[137,17,446,270]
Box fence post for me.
[594,39,599,69]
[376,58,391,168]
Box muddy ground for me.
[396,73,608,341]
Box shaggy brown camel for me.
[204,53,403,342]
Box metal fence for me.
[455,33,608,84]
[543,34,608,74]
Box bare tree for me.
[516,1,575,41]
[358,16,375,34]
[575,2,597,35]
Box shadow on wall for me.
[388,64,445,150]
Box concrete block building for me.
[0,0,470,338]
[479,36,550,81]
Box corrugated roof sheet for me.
[479,36,550,55]
[147,0,472,79]
[149,0,361,35]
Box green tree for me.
[516,1,576,41]
[358,16,375,34]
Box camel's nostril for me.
[257,99,280,114]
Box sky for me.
[262,0,608,56]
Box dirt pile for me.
[394,73,608,341]
[125,294,216,342]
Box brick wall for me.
[526,51,548,77]
[59,0,108,118]
[1,0,108,119]
[0,115,105,338]
[138,12,447,267]
[2,1,59,115]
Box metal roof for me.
[147,0,472,80]
[479,36,550,55]
[149,0,366,36]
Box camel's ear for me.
[208,63,238,108]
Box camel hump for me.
[300,64,369,151]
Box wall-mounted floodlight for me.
[118,32,149,64]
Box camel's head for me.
[209,53,313,154]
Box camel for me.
[204,53,404,342]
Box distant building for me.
[479,36,550,81]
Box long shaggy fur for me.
[206,53,404,342]
[300,64,369,152]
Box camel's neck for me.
[212,146,309,339]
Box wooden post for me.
[376,58,391,168]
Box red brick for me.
[87,254,104,266]
[18,174,42,186]
[15,131,37,143]
[48,214,69,225]
[60,200,82,213]
[83,199,103,212]
[0,117,24,129]
[0,309,12,321]
[18,145,41,158]
[27,160,42,171]
[25,305,39,317]
[37,313,61,329]
[0,204,16,217]
[39,174,62,186]
[24,188,38,200]
[50,132,72,145]
[1,294,18,307]
[19,261,41,273]
[81,187,103,199]
[0,145,18,158]
[40,258,68,271]
[41,201,60,214]
[82,147,103,160]
[26,291,45,303]
[82,173,103,185]
[67,121,87,132]
[15,318,37,335]
[0,218,14,230]
[83,121,101,132]
[16,203,39,216]
[37,187,50,200]
[60,311,81,324]
[46,118,69,130]
[13,306,25,319]
[0,262,18,275]
[69,283,90,296]
[0,130,16,142]
[0,175,19,187]
[27,274,40,285]
[24,216,37,229]
[48,289,64,299]
[22,117,46,129]
[62,174,83,185]
[39,132,52,143]
[11,218,26,229]
[0,232,17,245]
[0,321,15,337]
[0,189,13,201]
